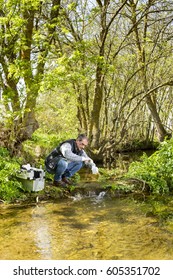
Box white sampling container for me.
[16,164,45,192]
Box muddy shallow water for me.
[1,192,173,260]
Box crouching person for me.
[45,134,99,187]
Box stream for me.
[1,192,173,260]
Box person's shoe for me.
[53,180,67,187]
[62,177,72,185]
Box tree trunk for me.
[89,1,107,148]
[89,66,104,148]
[145,95,170,141]
[130,0,170,142]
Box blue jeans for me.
[46,157,83,182]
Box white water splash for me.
[70,193,83,201]
[96,191,106,200]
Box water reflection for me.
[0,195,173,260]
[31,205,52,259]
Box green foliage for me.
[126,138,173,194]
[108,183,134,193]
[1,0,173,156]
[98,168,118,181]
[97,167,134,193]
[0,147,24,202]
[27,131,64,151]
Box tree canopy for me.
[0,0,173,159]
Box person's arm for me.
[60,143,89,162]
[60,143,99,173]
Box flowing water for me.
[1,193,173,260]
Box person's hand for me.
[91,166,99,174]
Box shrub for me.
[0,147,23,202]
[126,138,173,194]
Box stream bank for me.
[12,176,139,206]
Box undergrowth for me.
[126,138,173,194]
[0,147,24,202]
